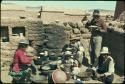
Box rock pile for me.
[40,24,69,55]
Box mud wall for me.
[1,18,44,70]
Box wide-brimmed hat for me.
[93,9,100,16]
[19,39,29,44]
[100,47,110,54]
[64,51,73,56]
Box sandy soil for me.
[1,70,124,83]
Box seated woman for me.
[10,39,37,83]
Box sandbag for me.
[80,28,89,34]
[68,22,77,28]
[73,28,81,34]
[76,22,84,28]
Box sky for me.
[2,1,116,10]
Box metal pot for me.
[49,63,57,70]
[34,57,42,65]
[49,56,58,61]
[41,56,48,61]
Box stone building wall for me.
[1,18,91,71]
[1,18,44,70]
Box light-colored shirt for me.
[103,56,115,76]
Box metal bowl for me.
[42,66,51,71]
[34,58,42,65]
[49,64,57,70]
[49,56,58,61]
[41,56,48,61]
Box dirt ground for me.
[1,70,124,84]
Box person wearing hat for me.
[61,50,73,63]
[10,39,38,83]
[61,50,80,81]
[62,35,85,66]
[85,9,107,67]
[91,47,115,84]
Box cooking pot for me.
[49,55,58,61]
[41,56,48,61]
[34,57,42,65]
[49,63,57,70]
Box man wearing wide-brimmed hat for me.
[92,47,115,84]
[85,9,107,67]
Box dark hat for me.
[93,9,100,16]
[19,39,29,44]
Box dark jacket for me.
[85,18,107,36]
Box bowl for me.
[41,56,48,61]
[49,63,57,70]
[34,58,42,65]
[42,66,51,70]
[49,56,58,61]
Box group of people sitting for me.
[9,37,115,84]
[9,9,115,84]
[55,34,115,84]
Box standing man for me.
[85,10,107,67]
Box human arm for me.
[85,20,91,29]
[104,60,115,76]
[18,51,36,64]
[99,19,107,33]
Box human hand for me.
[32,56,38,60]
[95,72,101,78]
[95,72,104,78]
